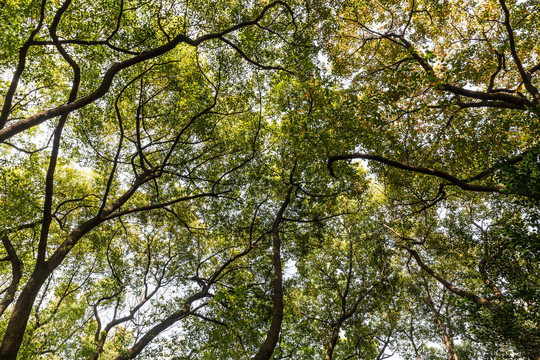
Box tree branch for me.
[404,246,495,311]
[498,0,540,103]
[328,153,503,193]
[0,235,22,317]
[0,0,47,129]
[0,0,292,142]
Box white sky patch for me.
[283,259,297,280]
[318,50,332,76]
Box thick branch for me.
[441,84,531,109]
[328,153,503,193]
[37,0,82,265]
[326,316,344,360]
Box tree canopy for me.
[0,0,538,359]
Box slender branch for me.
[420,276,458,360]
[108,217,262,359]
[0,0,47,129]
[31,39,140,55]
[102,191,224,220]
[404,246,494,311]
[220,37,293,74]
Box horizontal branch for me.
[327,153,503,193]
[102,191,223,220]
[443,84,531,110]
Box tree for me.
[322,0,540,358]
[1,0,539,359]
[0,0,303,358]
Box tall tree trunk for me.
[434,316,458,360]
[325,318,343,360]
[0,265,49,360]
[251,184,293,360]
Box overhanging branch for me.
[327,153,503,193]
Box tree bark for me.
[325,318,343,360]
[251,184,293,360]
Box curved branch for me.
[404,246,495,311]
[102,191,225,220]
[112,294,209,360]
[105,225,260,360]
[0,0,47,129]
[36,0,82,266]
[0,0,292,142]
[499,0,540,103]
[328,153,503,193]
[478,258,505,302]
[220,37,293,74]
[31,39,140,55]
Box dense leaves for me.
[0,0,538,359]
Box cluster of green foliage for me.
[0,0,538,359]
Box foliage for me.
[0,0,539,359]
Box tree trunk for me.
[325,318,343,360]
[0,266,49,360]
[435,316,458,360]
[251,184,293,360]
